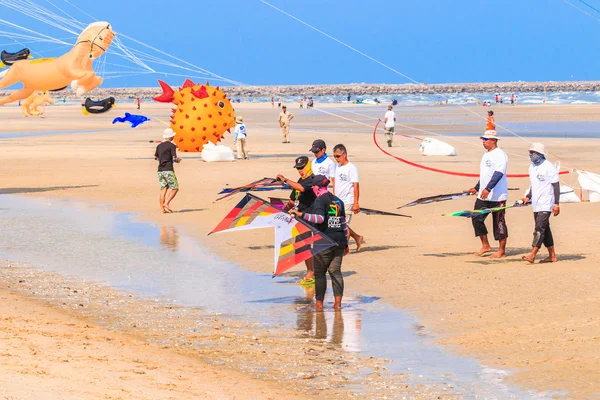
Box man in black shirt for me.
[154,129,181,213]
[277,156,316,285]
[290,175,349,310]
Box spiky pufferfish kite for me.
[153,79,236,152]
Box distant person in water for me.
[384,105,396,147]
[154,128,181,213]
[486,110,495,130]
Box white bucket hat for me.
[480,130,499,140]
[163,128,176,139]
[236,116,243,123]
[529,142,546,155]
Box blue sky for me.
[1,0,599,87]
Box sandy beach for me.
[1,100,599,398]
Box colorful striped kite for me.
[268,197,412,218]
[209,194,337,277]
[216,177,290,201]
[443,201,528,218]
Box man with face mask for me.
[520,143,560,263]
[277,156,317,285]
[467,130,509,258]
[289,175,349,310]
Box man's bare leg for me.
[349,227,364,252]
[333,296,342,310]
[315,299,324,310]
[490,238,507,258]
[540,246,558,263]
[304,258,314,280]
[522,246,539,263]
[159,187,168,213]
[476,234,492,256]
[164,189,178,212]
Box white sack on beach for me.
[201,142,234,162]
[419,137,457,156]
[524,184,581,203]
[577,170,600,202]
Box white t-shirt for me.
[311,157,336,179]
[334,162,359,205]
[234,123,246,139]
[529,159,559,212]
[384,110,396,128]
[478,147,508,201]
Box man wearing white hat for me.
[234,115,248,160]
[520,143,560,263]
[467,130,509,258]
[154,128,181,213]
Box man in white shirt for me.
[520,143,560,264]
[233,116,248,160]
[467,130,509,258]
[331,144,364,252]
[310,139,336,179]
[383,105,396,148]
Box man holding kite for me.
[467,130,509,258]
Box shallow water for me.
[0,194,558,399]
[0,129,109,139]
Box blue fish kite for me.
[112,112,150,128]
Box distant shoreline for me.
[2,81,600,100]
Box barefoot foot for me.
[539,256,557,263]
[521,254,535,264]
[476,247,492,256]
[163,205,173,213]
[490,251,507,259]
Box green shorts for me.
[385,126,395,133]
[158,171,179,190]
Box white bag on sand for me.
[201,142,234,162]
[523,184,581,203]
[577,170,600,203]
[419,137,457,156]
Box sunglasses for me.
[481,138,490,141]
[333,154,344,158]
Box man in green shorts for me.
[155,128,181,213]
[384,105,396,147]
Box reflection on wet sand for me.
[295,286,361,351]
[160,226,179,251]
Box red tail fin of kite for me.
[153,80,175,103]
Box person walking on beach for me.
[332,144,364,252]
[467,130,509,258]
[278,105,294,143]
[310,139,336,179]
[155,128,181,213]
[137,97,141,110]
[384,105,396,147]
[234,116,248,160]
[276,156,317,285]
[271,97,274,108]
[486,110,495,131]
[520,143,560,264]
[289,175,349,310]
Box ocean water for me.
[0,194,559,399]
[240,91,600,106]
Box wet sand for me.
[1,101,599,398]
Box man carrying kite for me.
[467,130,509,258]
[520,143,560,264]
[289,175,349,310]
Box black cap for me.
[310,139,326,153]
[311,174,330,187]
[294,156,309,169]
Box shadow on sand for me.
[0,185,98,195]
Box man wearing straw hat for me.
[467,130,509,258]
[520,142,560,264]
[154,128,181,213]
[234,115,248,160]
